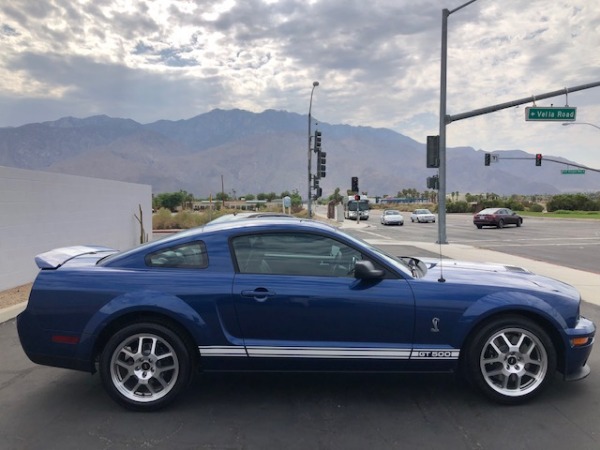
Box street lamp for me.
[562,122,600,130]
[307,81,319,218]
[438,0,479,245]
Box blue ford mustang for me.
[18,218,595,410]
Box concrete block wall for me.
[0,166,152,291]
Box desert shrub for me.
[446,201,469,213]
[152,208,177,229]
[529,203,544,213]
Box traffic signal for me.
[535,153,542,166]
[314,130,322,152]
[313,178,319,189]
[426,175,439,190]
[426,135,440,168]
[484,153,491,166]
[354,194,360,201]
[317,151,327,178]
[351,176,359,192]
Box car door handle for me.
[241,288,276,302]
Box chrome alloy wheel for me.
[110,333,180,403]
[479,327,548,398]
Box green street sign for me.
[525,107,577,121]
[561,169,585,175]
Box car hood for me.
[419,258,579,298]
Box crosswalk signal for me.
[426,135,440,168]
[484,153,491,166]
[427,175,439,190]
[535,153,542,166]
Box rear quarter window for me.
[145,241,208,268]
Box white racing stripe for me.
[199,346,460,360]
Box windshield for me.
[348,200,369,211]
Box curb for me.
[0,302,27,324]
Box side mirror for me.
[354,260,384,280]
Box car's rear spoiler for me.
[35,245,117,269]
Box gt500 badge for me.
[411,349,460,360]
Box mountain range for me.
[0,109,598,197]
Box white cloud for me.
[0,0,599,168]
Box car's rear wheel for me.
[476,224,483,229]
[517,219,522,227]
[497,219,504,228]
[465,316,556,404]
[100,322,192,411]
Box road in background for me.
[345,210,600,274]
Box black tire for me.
[476,224,483,229]
[465,315,556,404]
[99,322,193,411]
[517,219,522,227]
[497,219,504,229]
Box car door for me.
[230,232,415,370]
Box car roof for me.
[165,218,339,245]
[102,218,340,267]
[478,208,500,214]
[207,212,293,225]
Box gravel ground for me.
[0,283,31,309]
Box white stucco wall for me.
[0,166,152,291]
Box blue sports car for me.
[18,218,595,410]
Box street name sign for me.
[525,107,577,121]
[561,169,585,175]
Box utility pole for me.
[307,81,319,218]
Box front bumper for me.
[562,316,595,381]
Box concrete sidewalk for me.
[2,219,598,324]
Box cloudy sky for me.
[1,0,600,168]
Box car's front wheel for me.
[100,322,193,411]
[465,315,556,404]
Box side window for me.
[145,241,208,268]
[232,233,363,277]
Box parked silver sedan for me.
[380,209,404,226]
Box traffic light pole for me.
[437,1,600,245]
[438,0,478,245]
[307,81,319,218]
